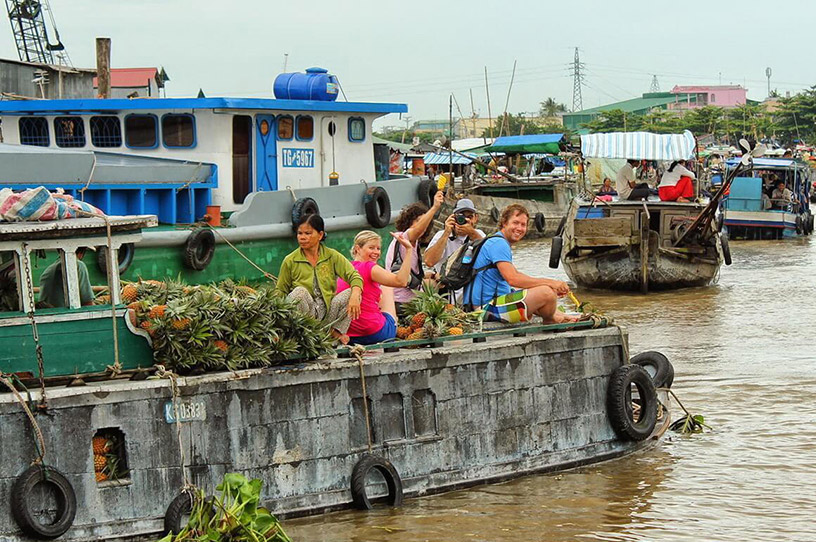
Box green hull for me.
[0,306,154,378]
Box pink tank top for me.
[337,260,385,337]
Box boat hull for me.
[0,326,668,541]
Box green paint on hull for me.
[0,306,153,377]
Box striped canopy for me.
[423,152,475,165]
[581,130,696,161]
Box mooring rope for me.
[208,227,277,282]
[349,345,373,453]
[1,375,46,465]
[154,364,193,489]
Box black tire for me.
[364,186,391,229]
[164,491,193,535]
[183,228,216,271]
[715,211,724,233]
[291,197,320,229]
[808,213,815,235]
[631,351,675,388]
[534,212,546,233]
[11,465,77,539]
[350,454,403,510]
[417,179,437,208]
[607,364,658,442]
[549,236,563,269]
[97,243,135,275]
[720,232,732,266]
[555,215,568,236]
[490,206,500,223]
[795,215,803,235]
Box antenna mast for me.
[5,0,69,65]
[570,47,584,112]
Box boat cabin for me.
[0,215,157,379]
[0,70,407,223]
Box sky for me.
[3,0,814,131]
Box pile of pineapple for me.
[92,434,124,482]
[110,279,334,372]
[397,286,479,341]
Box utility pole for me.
[650,75,660,93]
[765,67,772,97]
[570,47,584,112]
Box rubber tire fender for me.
[364,186,391,229]
[715,211,724,233]
[350,454,404,510]
[11,465,77,540]
[183,228,216,271]
[630,351,675,388]
[555,215,568,236]
[534,212,546,233]
[808,213,815,235]
[97,242,135,275]
[490,206,500,223]
[164,491,194,536]
[549,236,563,269]
[291,197,320,229]
[795,215,803,235]
[720,232,732,266]
[417,179,437,208]
[607,364,658,441]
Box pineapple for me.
[407,330,426,341]
[95,471,108,483]
[396,326,412,340]
[171,317,191,330]
[447,327,464,335]
[121,284,138,303]
[445,304,455,311]
[127,310,138,327]
[93,454,107,472]
[213,340,228,352]
[92,436,112,455]
[94,294,111,305]
[147,305,167,319]
[126,301,142,312]
[410,312,427,329]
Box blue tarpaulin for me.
[423,152,475,165]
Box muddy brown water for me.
[286,238,816,542]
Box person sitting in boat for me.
[424,198,486,302]
[385,189,445,317]
[38,247,95,308]
[465,204,578,325]
[771,180,797,209]
[335,230,415,345]
[276,214,363,345]
[597,178,617,196]
[616,159,651,200]
[658,160,696,203]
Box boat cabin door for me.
[255,115,278,192]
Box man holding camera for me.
[424,198,485,301]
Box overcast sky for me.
[3,0,813,130]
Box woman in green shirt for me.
[276,214,363,344]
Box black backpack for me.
[438,233,500,291]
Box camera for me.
[454,214,468,225]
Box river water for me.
[287,237,816,542]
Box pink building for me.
[669,85,747,110]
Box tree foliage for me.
[480,113,573,139]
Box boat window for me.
[90,116,122,147]
[54,117,86,148]
[124,114,158,148]
[162,114,196,148]
[277,115,294,140]
[348,117,365,142]
[296,115,313,141]
[18,117,49,146]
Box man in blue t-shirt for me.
[466,204,578,324]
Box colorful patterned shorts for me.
[482,289,529,324]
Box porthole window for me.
[327,121,336,137]
[277,115,294,140]
[18,117,49,146]
[296,115,313,141]
[90,116,122,148]
[348,117,365,142]
[162,114,195,148]
[54,117,86,148]
[125,114,158,148]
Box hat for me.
[453,198,477,214]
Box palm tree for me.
[540,97,567,118]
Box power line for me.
[570,47,585,112]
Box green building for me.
[563,92,695,134]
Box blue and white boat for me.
[721,157,814,239]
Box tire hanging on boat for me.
[555,215,568,236]
[11,465,77,539]
[720,232,732,266]
[183,228,216,271]
[795,215,803,235]
[364,186,391,229]
[630,351,674,388]
[350,454,404,510]
[606,364,658,441]
[163,491,194,536]
[291,197,320,230]
[490,206,500,223]
[549,236,563,269]
[534,212,546,233]
[417,179,437,208]
[96,243,135,275]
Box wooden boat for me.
[552,131,730,292]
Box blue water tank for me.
[273,67,339,101]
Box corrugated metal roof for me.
[566,93,692,116]
[581,131,696,160]
[93,68,160,88]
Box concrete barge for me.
[0,324,669,541]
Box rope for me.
[1,375,46,465]
[350,345,373,453]
[155,365,192,488]
[208,227,277,282]
[174,163,205,193]
[20,243,47,410]
[78,155,97,202]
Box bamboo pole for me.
[484,67,493,140]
